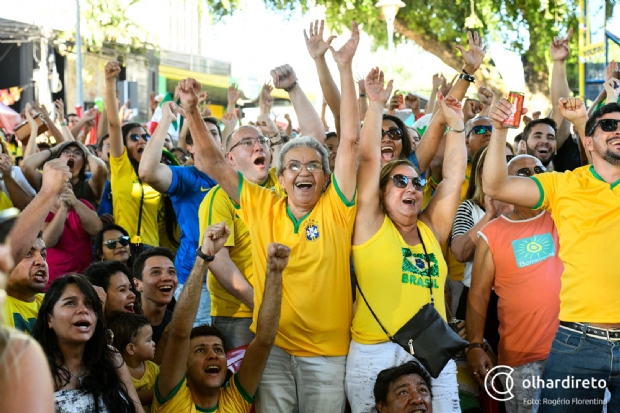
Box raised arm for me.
[74,140,108,202]
[227,84,242,115]
[208,247,254,309]
[59,189,102,235]
[157,222,229,400]
[71,108,99,140]
[97,105,109,140]
[482,99,540,206]
[53,100,74,142]
[477,86,494,117]
[32,102,66,144]
[425,74,442,114]
[104,62,124,159]
[420,95,467,244]
[10,160,71,263]
[419,31,487,175]
[22,109,39,160]
[329,20,360,201]
[41,204,68,248]
[466,238,495,386]
[304,19,341,136]
[237,242,288,396]
[21,145,63,192]
[550,28,573,149]
[178,79,240,203]
[0,154,32,210]
[354,68,392,243]
[357,78,368,122]
[138,102,176,193]
[270,65,325,144]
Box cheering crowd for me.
[0,18,619,413]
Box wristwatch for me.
[467,342,488,351]
[459,72,475,82]
[195,247,215,262]
[270,135,290,147]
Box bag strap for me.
[135,178,145,240]
[353,224,435,342]
[354,273,394,341]
[416,227,434,306]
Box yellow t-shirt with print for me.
[199,168,282,319]
[238,172,356,357]
[351,217,448,344]
[532,165,620,323]
[152,373,253,413]
[3,294,44,335]
[110,148,161,247]
[132,360,159,412]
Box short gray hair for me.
[276,136,331,176]
[508,154,543,168]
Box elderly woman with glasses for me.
[345,68,467,413]
[104,61,161,250]
[179,22,360,413]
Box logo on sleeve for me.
[511,233,556,268]
[305,220,320,241]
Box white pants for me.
[345,340,461,413]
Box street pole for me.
[76,0,84,108]
[376,0,406,81]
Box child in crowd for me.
[109,313,159,412]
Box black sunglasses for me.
[128,133,151,143]
[470,125,492,135]
[587,119,620,136]
[391,174,427,191]
[104,236,130,249]
[516,166,546,177]
[506,155,515,162]
[381,127,403,140]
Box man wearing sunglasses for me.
[484,99,620,412]
[139,101,218,327]
[467,154,562,411]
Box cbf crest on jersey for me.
[304,220,320,241]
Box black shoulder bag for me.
[132,178,146,258]
[354,227,468,378]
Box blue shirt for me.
[165,166,217,283]
[98,180,113,216]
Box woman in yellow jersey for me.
[345,67,467,413]
[104,61,161,250]
[179,21,360,413]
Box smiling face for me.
[99,229,130,264]
[47,283,97,345]
[382,164,423,223]
[7,238,48,299]
[186,335,228,390]
[585,112,620,166]
[376,374,432,413]
[134,255,178,306]
[105,272,136,317]
[467,118,492,158]
[525,123,556,166]
[278,147,327,211]
[226,126,271,184]
[58,144,85,179]
[124,126,148,163]
[381,119,404,165]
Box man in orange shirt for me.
[466,155,563,412]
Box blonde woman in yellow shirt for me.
[345,66,468,413]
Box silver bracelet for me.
[448,126,465,133]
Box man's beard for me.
[526,145,553,166]
[599,148,620,166]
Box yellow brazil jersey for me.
[132,360,159,412]
[238,172,356,357]
[110,148,161,247]
[152,373,253,413]
[0,191,14,210]
[198,168,282,319]
[351,217,448,344]
[532,165,620,323]
[3,294,44,335]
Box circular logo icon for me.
[484,365,515,402]
[526,241,543,253]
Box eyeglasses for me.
[470,125,492,136]
[284,161,323,173]
[587,119,620,136]
[381,127,403,140]
[128,133,151,143]
[391,174,427,191]
[61,149,83,157]
[228,136,270,152]
[515,166,546,177]
[104,236,130,249]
